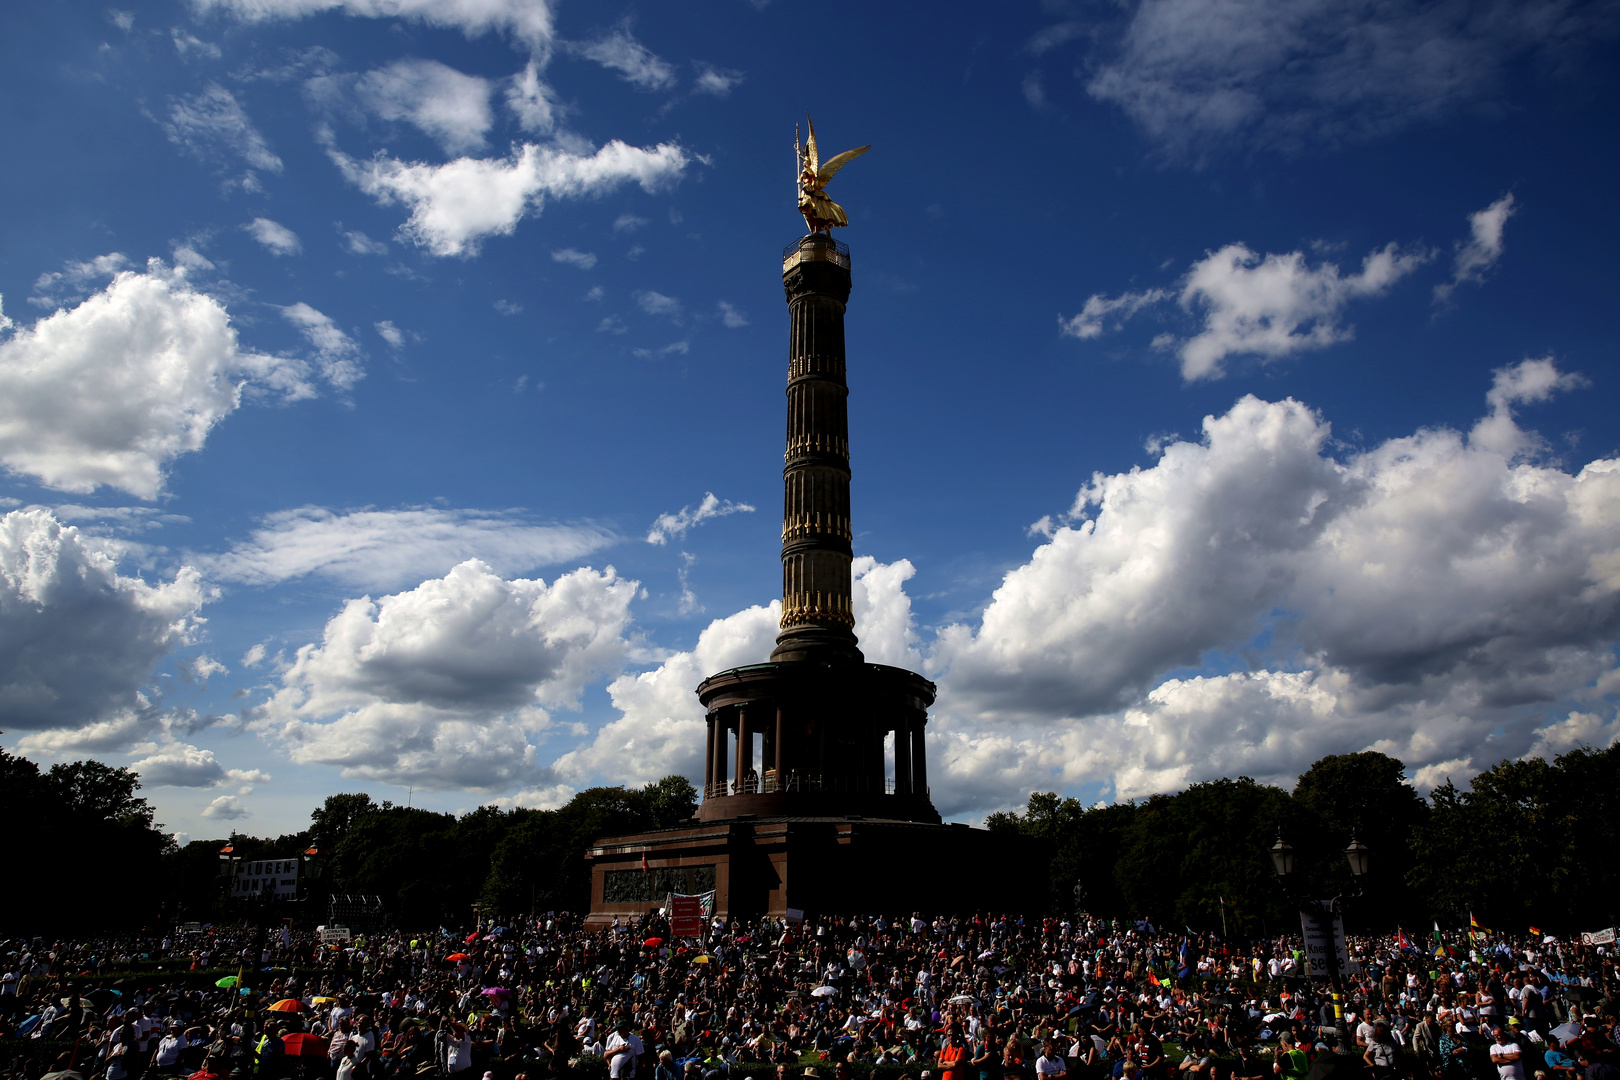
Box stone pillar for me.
[712,712,730,794]
[736,709,753,791]
[869,715,884,792]
[704,713,715,796]
[911,714,928,795]
[772,235,862,664]
[817,721,827,789]
[775,707,786,785]
[894,714,912,795]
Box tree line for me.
[986,746,1620,937]
[3,740,1615,935]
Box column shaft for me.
[713,714,730,794]
[736,710,753,790]
[775,707,786,784]
[894,715,912,795]
[704,715,715,795]
[912,715,928,795]
[773,236,861,663]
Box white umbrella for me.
[811,986,838,998]
[948,995,974,1005]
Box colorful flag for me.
[1397,927,1415,953]
[1529,926,1542,936]
[641,851,650,873]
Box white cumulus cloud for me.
[0,260,301,498]
[552,601,779,786]
[329,138,688,257]
[132,743,269,788]
[924,360,1619,809]
[553,557,924,788]
[202,794,249,819]
[0,508,207,739]
[253,559,637,790]
[1172,241,1430,380]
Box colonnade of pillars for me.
[701,706,928,798]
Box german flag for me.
[1529,926,1542,936]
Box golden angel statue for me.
[796,117,869,233]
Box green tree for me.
[1292,752,1428,929]
[309,792,377,848]
[1407,744,1620,933]
[987,792,1136,916]
[1115,777,1295,933]
[0,753,172,931]
[43,759,157,829]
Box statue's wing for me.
[805,116,820,172]
[816,145,870,183]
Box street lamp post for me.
[1269,832,1370,1070]
[218,844,242,905]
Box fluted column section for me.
[773,235,863,663]
[703,714,715,796]
[911,714,928,795]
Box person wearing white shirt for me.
[605,1021,643,1080]
[444,1024,474,1075]
[152,1028,191,1072]
[1034,1042,1067,1080]
[1489,1030,1525,1080]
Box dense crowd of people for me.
[1,913,1615,1080]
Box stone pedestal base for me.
[583,815,1021,929]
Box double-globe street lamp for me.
[1269,832,1372,1071]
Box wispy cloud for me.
[552,248,598,269]
[571,27,676,91]
[647,492,754,545]
[280,302,364,389]
[198,505,618,590]
[1435,194,1516,303]
[246,217,301,256]
[693,64,743,96]
[635,290,681,317]
[164,84,283,173]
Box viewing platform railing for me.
[782,236,850,271]
[703,773,927,800]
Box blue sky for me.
[2,0,1618,840]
